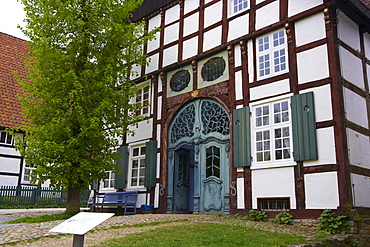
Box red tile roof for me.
[0,32,27,129]
[361,0,370,8]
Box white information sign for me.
[49,212,114,235]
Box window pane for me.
[133,148,139,156]
[283,149,291,158]
[275,139,282,149]
[141,147,146,155]
[276,149,282,159]
[264,151,271,161]
[257,152,263,162]
[132,160,138,168]
[256,132,262,141]
[257,142,263,151]
[132,169,138,177]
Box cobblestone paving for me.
[0,210,325,247]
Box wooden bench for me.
[91,190,139,215]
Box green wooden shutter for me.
[233,106,251,167]
[145,140,157,188]
[291,92,318,161]
[114,146,128,189]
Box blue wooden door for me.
[167,98,230,214]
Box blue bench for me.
[91,190,139,215]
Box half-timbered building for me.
[102,0,370,218]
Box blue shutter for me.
[144,141,157,188]
[114,146,128,189]
[233,107,251,167]
[291,92,318,161]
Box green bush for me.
[318,209,349,234]
[274,212,293,225]
[249,210,267,221]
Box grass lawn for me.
[96,222,308,247]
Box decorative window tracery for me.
[201,57,226,82]
[170,104,196,143]
[206,146,220,178]
[170,70,191,92]
[201,101,230,136]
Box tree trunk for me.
[66,186,81,213]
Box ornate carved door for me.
[167,98,230,214]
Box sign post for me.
[49,212,114,247]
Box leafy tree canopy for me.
[14,0,158,211]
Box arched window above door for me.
[169,98,230,146]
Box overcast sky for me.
[0,0,27,40]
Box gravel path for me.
[0,210,325,247]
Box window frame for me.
[250,95,295,169]
[229,0,250,17]
[258,197,291,211]
[0,131,13,146]
[23,164,36,184]
[127,144,147,189]
[101,170,115,190]
[256,29,288,81]
[133,80,151,116]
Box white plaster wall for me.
[247,40,254,82]
[183,36,199,60]
[156,124,161,148]
[295,13,326,47]
[163,45,178,68]
[300,84,333,122]
[255,1,279,31]
[340,46,365,90]
[288,0,322,17]
[184,0,199,14]
[0,146,20,156]
[235,70,243,101]
[344,87,368,129]
[164,23,179,45]
[252,167,296,209]
[184,13,199,37]
[337,11,361,51]
[204,1,222,28]
[303,127,337,167]
[0,175,18,186]
[147,15,161,53]
[165,4,180,25]
[367,64,370,93]
[364,32,370,60]
[347,128,370,169]
[203,26,222,51]
[145,53,159,74]
[157,96,162,120]
[250,79,290,101]
[126,119,153,143]
[155,183,160,208]
[0,157,20,173]
[305,172,339,209]
[130,64,141,80]
[158,75,163,93]
[237,177,245,209]
[256,0,266,4]
[351,173,370,208]
[234,44,241,67]
[297,45,330,84]
[228,14,249,42]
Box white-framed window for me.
[135,84,150,116]
[128,145,146,188]
[257,30,288,80]
[102,170,115,189]
[0,131,13,146]
[252,98,293,166]
[230,0,249,15]
[23,164,36,183]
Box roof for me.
[0,32,27,129]
[361,0,370,7]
